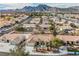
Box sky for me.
[0,3,79,10]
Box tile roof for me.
[27,34,53,43]
[28,34,79,43]
[57,35,79,42]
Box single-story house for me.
[0,34,31,45]
[30,18,40,24]
[57,35,79,45]
[27,34,79,46]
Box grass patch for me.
[68,50,79,52]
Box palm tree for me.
[49,20,57,37]
[40,16,43,24]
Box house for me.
[39,24,50,28]
[42,19,49,24]
[0,34,31,46]
[23,24,36,32]
[27,33,79,46]
[26,34,54,46]
[23,24,36,28]
[57,35,79,45]
[0,42,15,53]
[0,33,31,53]
[0,19,15,28]
[58,25,73,31]
[39,24,51,33]
[42,16,49,24]
[30,18,40,24]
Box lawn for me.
[68,49,79,52]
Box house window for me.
[71,41,74,45]
[7,40,9,43]
[67,41,70,45]
[76,41,79,45]
[44,28,47,30]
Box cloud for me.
[0,3,34,10]
[1,3,79,10]
[46,3,79,8]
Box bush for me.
[70,23,78,28]
[15,26,26,32]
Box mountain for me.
[21,4,79,13]
[54,7,79,13]
[0,9,15,12]
[21,4,51,12]
[69,6,79,10]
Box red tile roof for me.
[57,35,79,42]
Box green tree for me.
[40,16,43,24]
[70,23,78,28]
[34,41,40,48]
[49,20,57,36]
[52,37,64,48]
[15,26,26,32]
